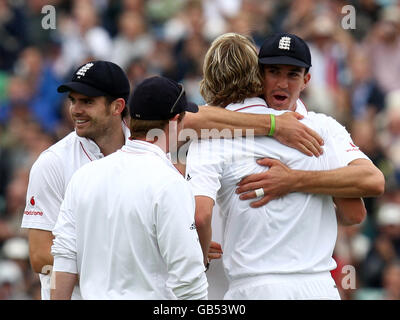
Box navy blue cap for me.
[258,33,312,68]
[57,61,130,103]
[129,76,198,120]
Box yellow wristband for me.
[268,114,276,137]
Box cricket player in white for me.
[51,76,207,299]
[187,97,367,299]
[22,121,131,298]
[187,33,383,299]
[237,33,384,207]
[21,61,132,300]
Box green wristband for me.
[268,114,276,136]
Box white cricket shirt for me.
[21,122,131,300]
[186,97,369,284]
[51,140,208,300]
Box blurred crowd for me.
[0,0,400,300]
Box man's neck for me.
[134,137,168,154]
[94,125,125,156]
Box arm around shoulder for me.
[185,106,324,157]
[184,105,269,137]
[290,158,385,198]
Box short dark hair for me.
[104,95,129,118]
[130,112,185,139]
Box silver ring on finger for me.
[255,188,264,197]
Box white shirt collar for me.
[122,139,178,171]
[225,97,267,112]
[295,99,308,116]
[225,97,307,116]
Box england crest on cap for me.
[76,62,94,79]
[278,36,291,50]
[57,60,131,102]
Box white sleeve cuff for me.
[53,256,78,274]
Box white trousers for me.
[224,272,341,300]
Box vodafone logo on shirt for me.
[24,196,43,216]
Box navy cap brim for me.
[57,82,106,97]
[184,101,199,113]
[258,56,311,68]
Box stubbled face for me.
[68,92,113,140]
[263,64,310,111]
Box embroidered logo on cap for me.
[76,62,94,79]
[278,36,291,50]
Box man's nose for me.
[70,102,83,114]
[277,75,289,89]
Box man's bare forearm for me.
[236,158,385,208]
[185,106,324,157]
[185,106,269,136]
[196,224,212,266]
[51,271,78,300]
[334,197,366,226]
[28,229,54,274]
[290,160,385,197]
[194,196,214,265]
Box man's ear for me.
[170,113,180,122]
[111,98,126,116]
[301,73,311,91]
